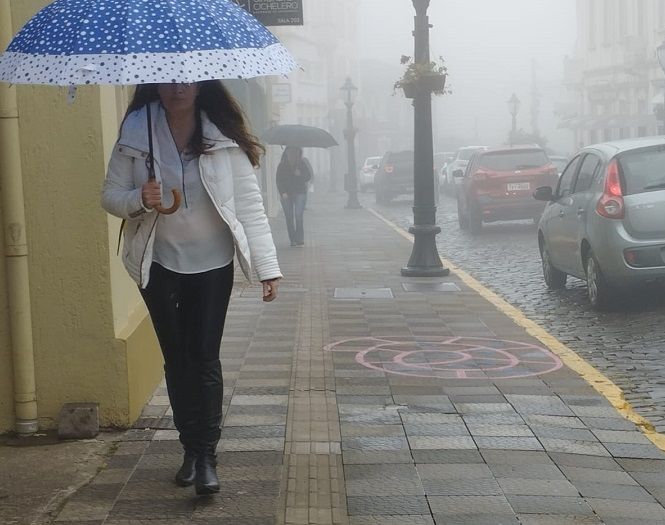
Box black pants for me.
[140,262,234,456]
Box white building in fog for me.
[561,0,665,148]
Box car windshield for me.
[458,148,482,161]
[619,146,665,195]
[479,150,549,171]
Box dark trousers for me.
[140,262,234,456]
[280,193,306,244]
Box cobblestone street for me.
[371,192,665,434]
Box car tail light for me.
[595,159,624,219]
[384,165,394,174]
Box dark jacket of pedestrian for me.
[276,149,312,195]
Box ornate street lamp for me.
[340,77,361,209]
[507,93,521,145]
[657,40,665,134]
[401,0,449,277]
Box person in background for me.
[276,146,312,246]
[101,81,282,496]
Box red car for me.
[455,146,558,234]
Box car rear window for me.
[388,152,414,163]
[479,150,549,171]
[619,146,665,195]
[458,148,482,161]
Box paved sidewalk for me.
[52,192,665,525]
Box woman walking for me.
[276,146,312,246]
[102,81,281,495]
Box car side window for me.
[557,155,581,198]
[573,154,601,194]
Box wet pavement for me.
[371,191,665,434]
[49,190,665,525]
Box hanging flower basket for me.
[394,55,451,98]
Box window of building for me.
[603,128,613,141]
[589,129,599,144]
[638,126,648,137]
[619,0,628,36]
[619,127,629,139]
[637,0,645,35]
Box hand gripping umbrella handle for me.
[145,103,181,215]
[154,189,181,215]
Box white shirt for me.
[152,107,235,274]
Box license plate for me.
[507,182,530,191]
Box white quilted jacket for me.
[101,102,282,288]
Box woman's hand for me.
[142,180,162,209]
[261,278,281,302]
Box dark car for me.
[374,150,415,204]
[456,146,558,234]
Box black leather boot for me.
[194,359,223,495]
[175,451,197,487]
[195,454,220,495]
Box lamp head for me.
[340,77,358,105]
[507,93,521,117]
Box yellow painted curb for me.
[368,208,665,452]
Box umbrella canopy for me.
[262,125,338,148]
[0,0,297,85]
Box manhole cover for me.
[325,336,562,380]
[402,282,461,292]
[334,288,394,299]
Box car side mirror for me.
[533,186,554,201]
[453,169,465,178]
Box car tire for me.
[585,250,613,310]
[540,244,566,290]
[457,199,468,230]
[468,201,482,235]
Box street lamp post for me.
[507,93,521,145]
[657,40,665,134]
[341,77,362,209]
[401,0,449,277]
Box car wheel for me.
[468,201,482,235]
[457,199,468,230]
[585,250,613,310]
[540,244,566,290]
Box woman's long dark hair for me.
[123,81,265,167]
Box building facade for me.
[561,0,665,148]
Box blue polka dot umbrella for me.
[0,0,297,86]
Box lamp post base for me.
[345,192,362,209]
[401,224,450,277]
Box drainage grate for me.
[402,282,461,292]
[333,288,394,299]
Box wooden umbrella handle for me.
[155,188,182,215]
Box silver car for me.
[535,137,665,310]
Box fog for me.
[358,0,577,155]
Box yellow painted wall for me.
[0,0,162,432]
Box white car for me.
[442,146,488,191]
[359,156,382,192]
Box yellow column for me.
[0,0,39,434]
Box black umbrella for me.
[262,125,338,148]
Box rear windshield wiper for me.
[643,182,665,190]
